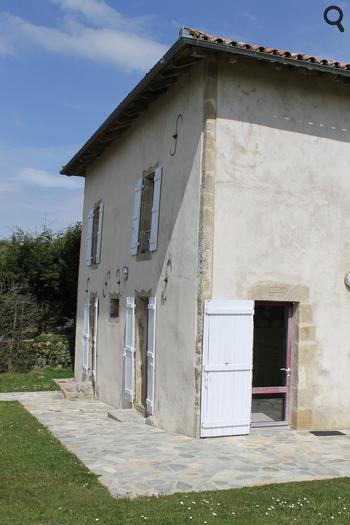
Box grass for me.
[0,367,73,392]
[1,402,350,525]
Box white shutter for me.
[130,178,142,255]
[95,202,104,265]
[92,296,99,381]
[149,167,162,252]
[201,300,254,437]
[146,297,156,414]
[82,295,91,371]
[85,208,94,266]
[124,297,135,399]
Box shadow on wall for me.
[78,106,203,413]
[218,60,350,144]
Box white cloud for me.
[0,182,19,193]
[20,167,83,189]
[0,39,12,56]
[0,145,84,237]
[51,0,149,31]
[53,0,119,23]
[0,187,83,238]
[0,4,167,72]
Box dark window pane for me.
[253,304,288,388]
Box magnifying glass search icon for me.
[324,5,345,32]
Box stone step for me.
[108,408,145,424]
[53,378,94,400]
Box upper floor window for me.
[130,166,162,256]
[139,172,155,254]
[85,201,104,266]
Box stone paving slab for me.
[1,391,350,498]
[108,408,145,424]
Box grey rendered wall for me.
[74,63,204,436]
[212,58,350,430]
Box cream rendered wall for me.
[213,59,350,430]
[75,64,204,436]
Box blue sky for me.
[0,0,349,238]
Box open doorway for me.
[251,302,292,427]
[135,296,148,414]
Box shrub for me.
[0,340,37,373]
[32,334,71,369]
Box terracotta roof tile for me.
[184,27,350,71]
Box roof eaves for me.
[61,37,192,177]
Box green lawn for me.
[1,402,350,524]
[0,367,73,392]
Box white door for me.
[91,296,99,383]
[82,295,91,373]
[201,300,254,437]
[146,297,156,414]
[124,297,135,400]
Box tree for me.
[0,223,81,331]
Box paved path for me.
[1,391,350,498]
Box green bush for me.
[0,334,72,373]
[32,334,71,369]
[0,340,37,373]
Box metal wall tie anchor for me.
[170,114,183,156]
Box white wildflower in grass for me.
[192,501,196,504]
[188,507,191,511]
[180,501,184,505]
[212,512,217,516]
[95,519,99,522]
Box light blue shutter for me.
[82,295,90,372]
[149,167,162,252]
[146,297,156,414]
[85,208,94,266]
[95,202,104,265]
[124,297,135,399]
[92,296,98,381]
[130,178,142,255]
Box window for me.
[86,201,104,266]
[109,296,120,320]
[139,173,154,254]
[130,167,162,256]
